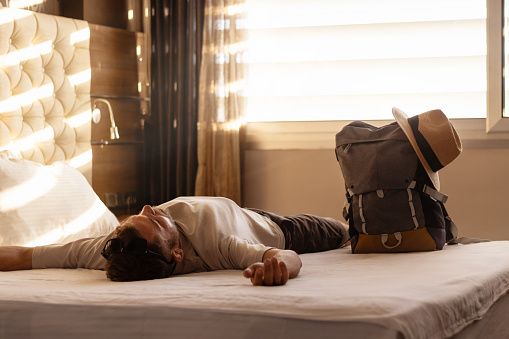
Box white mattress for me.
[1,241,509,339]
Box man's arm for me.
[243,249,302,286]
[0,246,34,271]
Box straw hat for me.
[392,107,462,191]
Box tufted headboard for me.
[0,7,92,182]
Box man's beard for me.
[153,207,180,249]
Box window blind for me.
[245,0,487,122]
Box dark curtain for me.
[145,0,205,205]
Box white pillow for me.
[0,154,119,246]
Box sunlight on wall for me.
[9,84,54,108]
[10,126,54,152]
[34,39,53,55]
[68,149,92,170]
[0,8,30,25]
[65,110,92,129]
[68,68,92,87]
[70,28,91,45]
[0,96,22,113]
[3,38,56,64]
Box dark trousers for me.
[247,209,350,254]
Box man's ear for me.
[172,248,184,263]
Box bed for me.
[1,242,509,339]
[1,7,509,339]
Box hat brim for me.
[392,107,440,191]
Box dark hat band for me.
[408,115,443,172]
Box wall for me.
[67,1,150,217]
[89,24,148,216]
[243,147,509,241]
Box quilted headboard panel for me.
[0,8,92,182]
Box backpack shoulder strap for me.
[439,202,490,245]
[449,236,492,244]
[411,181,448,203]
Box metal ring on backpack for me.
[381,232,402,249]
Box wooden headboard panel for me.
[0,8,92,182]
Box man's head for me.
[103,205,184,281]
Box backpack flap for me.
[335,121,419,194]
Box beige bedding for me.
[1,241,509,338]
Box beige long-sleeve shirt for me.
[33,197,284,274]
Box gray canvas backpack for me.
[335,108,462,253]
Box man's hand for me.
[243,249,301,286]
[243,257,289,286]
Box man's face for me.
[124,205,179,260]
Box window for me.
[244,0,509,149]
[245,0,488,122]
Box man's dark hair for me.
[104,225,174,282]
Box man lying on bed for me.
[0,196,349,286]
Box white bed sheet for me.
[1,241,509,339]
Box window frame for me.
[487,0,509,132]
[246,0,509,150]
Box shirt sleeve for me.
[32,232,114,270]
[219,235,273,269]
